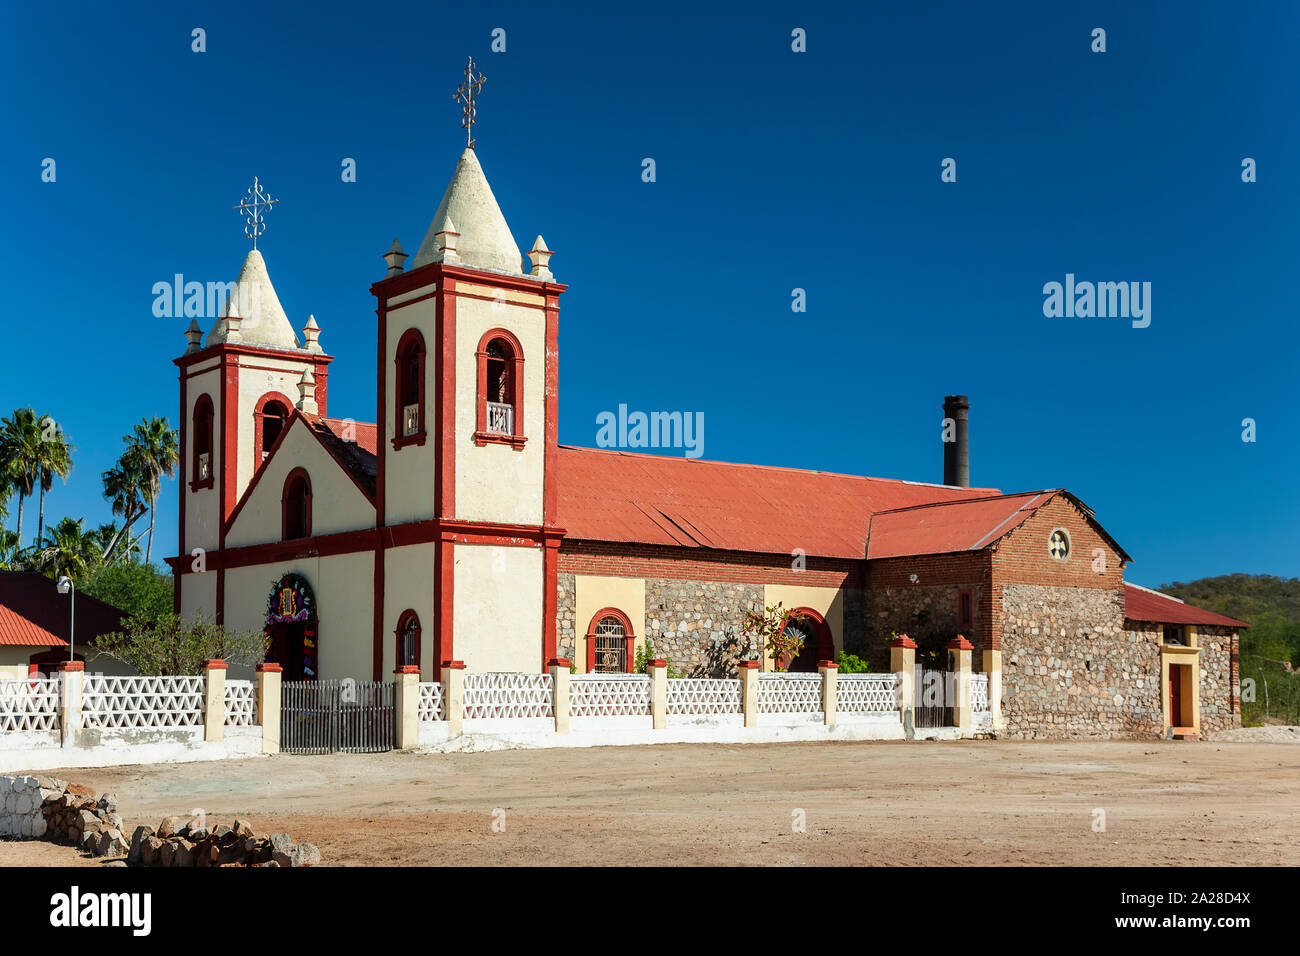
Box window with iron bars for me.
[593,617,627,673]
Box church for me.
[167,82,1245,740]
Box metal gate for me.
[914,669,952,728]
[281,680,395,754]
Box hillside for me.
[1160,574,1300,725]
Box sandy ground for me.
[3,738,1298,867]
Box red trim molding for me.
[255,662,282,673]
[202,659,228,670]
[253,391,295,476]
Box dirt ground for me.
[3,738,1298,866]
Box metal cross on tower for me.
[233,176,279,249]
[455,56,486,149]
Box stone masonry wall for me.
[1001,583,1162,738]
[644,578,764,677]
[1196,625,1239,733]
[556,572,576,664]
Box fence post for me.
[648,659,668,730]
[202,659,227,743]
[985,647,1003,731]
[739,660,760,728]
[819,659,838,727]
[890,634,917,738]
[947,635,973,736]
[256,663,281,754]
[549,659,571,734]
[394,665,420,749]
[443,660,465,735]
[55,661,84,748]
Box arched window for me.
[190,394,214,490]
[282,468,312,540]
[781,608,833,673]
[474,329,525,448]
[254,393,293,469]
[585,608,636,673]
[395,610,422,668]
[392,329,426,449]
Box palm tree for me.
[123,417,179,563]
[0,528,18,568]
[33,517,102,582]
[101,461,146,562]
[33,415,74,546]
[0,408,41,545]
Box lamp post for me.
[57,575,74,662]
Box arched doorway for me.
[266,573,318,681]
[781,608,833,673]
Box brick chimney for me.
[943,395,970,487]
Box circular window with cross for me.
[1048,528,1071,561]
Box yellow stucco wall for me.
[224,552,374,681]
[384,289,438,524]
[762,584,845,671]
[573,575,646,673]
[452,543,543,672]
[453,292,546,525]
[383,542,437,678]
[224,418,374,548]
[1159,624,1202,732]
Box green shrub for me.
[837,651,872,674]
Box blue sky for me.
[1,0,1295,585]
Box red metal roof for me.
[1124,583,1249,628]
[0,572,129,648]
[556,446,1001,559]
[866,491,1057,559]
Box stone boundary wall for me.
[1196,625,1239,733]
[644,578,764,677]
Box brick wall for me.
[558,540,858,588]
[863,552,990,670]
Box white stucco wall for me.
[235,353,316,500]
[223,552,375,681]
[384,287,438,525]
[383,542,436,678]
[452,543,543,672]
[183,364,222,554]
[225,417,374,548]
[454,285,546,525]
[180,566,218,624]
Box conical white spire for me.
[413,149,523,274]
[204,248,301,349]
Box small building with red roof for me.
[0,572,132,679]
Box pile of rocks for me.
[128,815,320,868]
[1,774,65,839]
[2,775,320,867]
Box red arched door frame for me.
[784,607,833,673]
[585,607,636,673]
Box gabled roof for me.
[555,446,1000,559]
[1124,583,1249,628]
[866,491,1056,559]
[204,248,302,349]
[0,572,128,647]
[413,149,524,274]
[300,414,377,499]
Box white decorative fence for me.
[463,673,553,719]
[418,682,445,721]
[224,680,256,726]
[0,678,60,732]
[970,674,989,713]
[666,678,742,715]
[80,675,205,729]
[757,673,824,714]
[837,674,900,714]
[570,674,651,717]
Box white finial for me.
[297,366,317,413]
[225,312,243,343]
[435,217,461,263]
[383,238,407,278]
[528,235,554,280]
[184,319,204,354]
[302,314,322,352]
